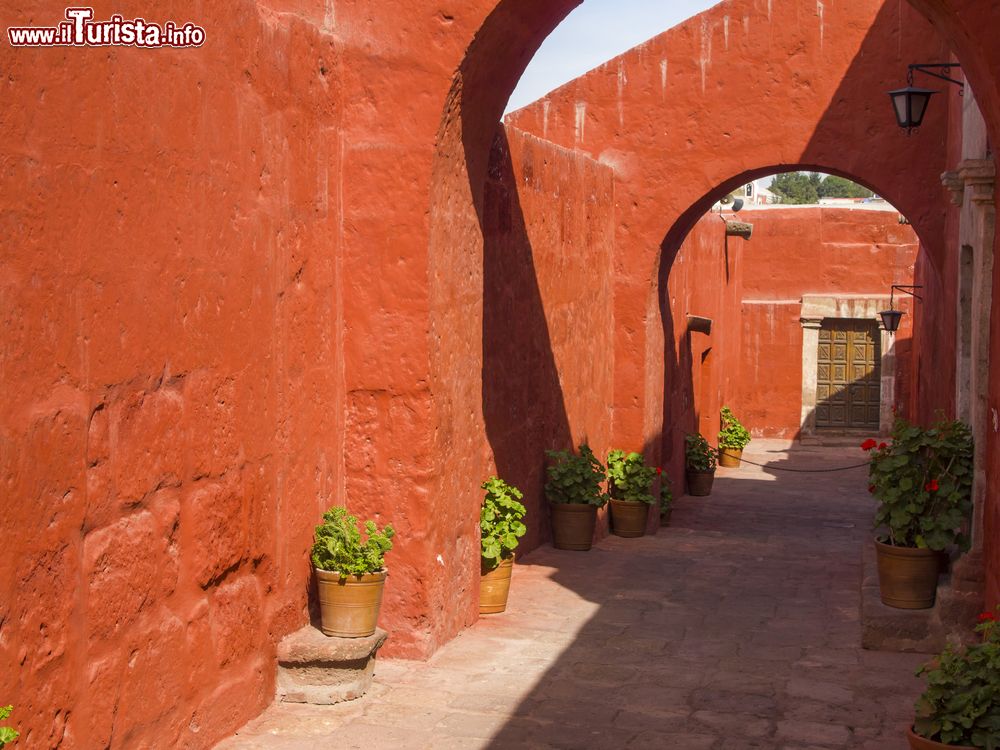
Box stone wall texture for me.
[2,0,999,746]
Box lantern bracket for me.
[908,63,964,94]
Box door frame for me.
[799,295,895,438]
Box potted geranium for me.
[311,506,395,637]
[479,476,527,615]
[906,610,1000,749]
[545,443,608,551]
[685,433,717,496]
[718,406,751,467]
[866,417,973,609]
[658,469,673,526]
[0,705,18,748]
[606,450,656,538]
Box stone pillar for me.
[799,316,824,438]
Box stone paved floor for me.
[217,441,927,749]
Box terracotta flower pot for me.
[609,499,648,538]
[874,540,943,609]
[719,447,743,468]
[315,568,386,638]
[906,726,975,750]
[480,555,514,615]
[686,469,715,497]
[549,502,597,550]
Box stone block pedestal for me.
[276,626,388,705]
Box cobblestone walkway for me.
[217,441,926,749]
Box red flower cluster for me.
[656,467,663,475]
[861,438,878,451]
[925,479,940,492]
[978,611,997,623]
[879,442,887,450]
[868,485,876,494]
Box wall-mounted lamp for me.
[719,198,752,239]
[888,63,964,133]
[879,284,923,333]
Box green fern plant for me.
[311,506,395,578]
[480,476,527,571]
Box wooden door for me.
[815,320,881,430]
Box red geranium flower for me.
[978,612,997,623]
[656,467,663,475]
[925,479,940,492]
[861,438,878,451]
[868,485,876,494]
[879,442,887,450]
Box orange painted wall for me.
[1,0,997,746]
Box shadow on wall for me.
[482,127,574,552]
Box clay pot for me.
[609,499,648,538]
[719,447,743,468]
[874,540,943,609]
[549,502,597,550]
[906,726,975,749]
[315,568,386,638]
[480,555,514,615]
[686,469,715,497]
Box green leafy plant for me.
[658,469,673,516]
[545,443,609,507]
[0,705,18,747]
[866,417,974,550]
[606,450,656,505]
[685,433,717,472]
[912,610,1000,747]
[480,476,527,571]
[311,506,395,577]
[718,406,752,452]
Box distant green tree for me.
[817,175,874,199]
[770,172,819,204]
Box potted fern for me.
[479,476,527,615]
[866,417,973,609]
[311,506,395,638]
[545,443,608,551]
[906,610,1000,749]
[718,406,751,467]
[606,450,656,537]
[685,433,717,496]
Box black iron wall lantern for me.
[889,63,964,133]
[879,285,923,333]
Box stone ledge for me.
[860,543,981,654]
[277,626,388,705]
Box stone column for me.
[799,316,824,438]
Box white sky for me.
[506,0,721,113]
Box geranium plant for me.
[545,443,609,506]
[912,610,1000,747]
[480,476,527,571]
[658,469,673,516]
[685,433,718,472]
[606,450,656,505]
[866,417,973,551]
[0,705,17,748]
[311,506,395,578]
[718,406,752,452]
